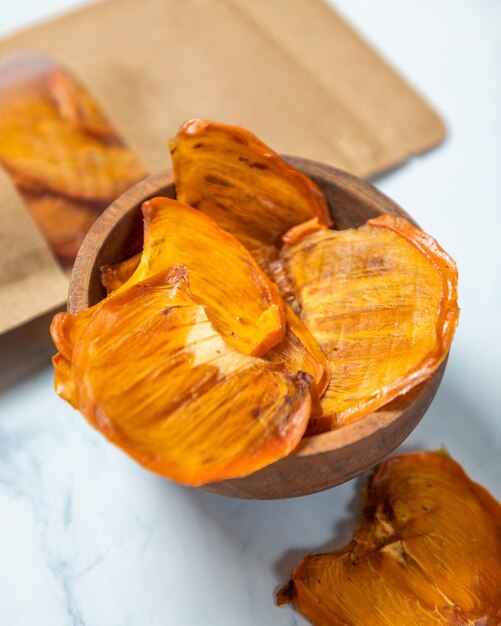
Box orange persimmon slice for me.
[101,252,141,294]
[169,119,332,249]
[0,94,145,201]
[279,451,501,625]
[51,302,96,408]
[101,253,327,397]
[278,215,459,428]
[266,305,329,406]
[51,267,311,485]
[118,197,286,357]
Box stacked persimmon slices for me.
[51,119,459,486]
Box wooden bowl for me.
[69,157,446,499]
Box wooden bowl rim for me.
[69,156,436,464]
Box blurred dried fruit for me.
[0,93,145,202]
[49,68,114,138]
[170,119,332,250]
[0,64,146,263]
[51,267,312,485]
[276,215,459,429]
[279,451,501,625]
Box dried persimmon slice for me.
[101,257,327,395]
[0,94,145,202]
[279,451,501,625]
[266,305,329,406]
[170,119,332,249]
[101,253,141,294]
[119,197,286,357]
[51,304,96,408]
[278,215,459,428]
[52,267,311,486]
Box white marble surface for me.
[1,1,500,625]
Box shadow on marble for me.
[271,473,365,584]
[412,362,501,483]
[0,308,61,395]
[270,434,439,584]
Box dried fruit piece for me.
[170,119,332,249]
[53,352,77,408]
[0,94,145,201]
[281,217,328,246]
[277,215,459,428]
[101,255,327,396]
[279,451,501,625]
[52,267,311,485]
[251,243,280,274]
[266,305,329,407]
[49,69,114,138]
[101,252,141,294]
[51,303,96,407]
[119,197,286,357]
[24,192,105,262]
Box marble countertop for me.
[1,1,500,624]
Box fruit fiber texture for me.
[51,199,330,485]
[101,255,328,405]
[116,197,287,357]
[51,266,313,486]
[101,233,329,414]
[170,118,332,250]
[279,451,501,626]
[275,214,459,430]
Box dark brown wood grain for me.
[69,158,446,499]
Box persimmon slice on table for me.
[277,215,459,430]
[279,451,501,625]
[51,268,312,485]
[117,197,286,357]
[170,119,332,250]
